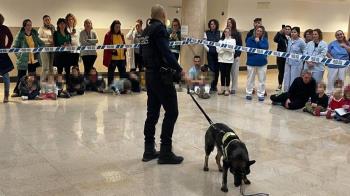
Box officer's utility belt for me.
[146,67,181,85]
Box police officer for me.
[141,4,185,164]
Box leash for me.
[240,183,269,196]
[187,87,214,125]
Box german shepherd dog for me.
[188,92,255,192]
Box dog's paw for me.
[221,186,228,192]
[234,183,241,187]
[243,179,251,185]
[203,167,209,172]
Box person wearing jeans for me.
[0,13,14,103]
[245,26,269,101]
[103,20,127,86]
[204,19,221,93]
[216,27,236,96]
[303,29,327,83]
[80,19,98,77]
[38,15,55,82]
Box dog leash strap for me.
[188,88,214,125]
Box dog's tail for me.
[188,89,213,125]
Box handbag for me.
[0,53,14,75]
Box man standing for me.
[141,4,185,164]
[274,25,291,91]
[245,18,268,42]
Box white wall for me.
[0,0,181,28]
[228,0,350,33]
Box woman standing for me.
[126,19,143,72]
[303,29,313,43]
[80,19,98,77]
[168,18,181,61]
[38,15,55,82]
[304,29,327,83]
[11,19,44,97]
[204,19,221,93]
[53,18,72,91]
[225,18,242,95]
[326,30,350,95]
[103,20,127,86]
[66,13,80,68]
[0,13,14,102]
[245,26,269,101]
[283,27,306,92]
[216,28,236,96]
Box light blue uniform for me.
[283,38,306,92]
[303,40,328,83]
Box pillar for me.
[180,0,207,70]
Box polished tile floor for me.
[0,70,349,196]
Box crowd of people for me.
[0,13,350,122]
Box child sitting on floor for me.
[85,67,106,93]
[105,78,132,95]
[40,74,58,100]
[334,85,350,123]
[19,74,41,100]
[326,88,345,119]
[68,66,85,96]
[303,82,329,116]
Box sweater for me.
[216,38,236,63]
[288,77,317,103]
[12,29,44,70]
[79,30,98,56]
[328,97,345,110]
[246,36,269,66]
[311,93,329,108]
[103,32,126,67]
[38,26,55,46]
[0,25,13,48]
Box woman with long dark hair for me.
[53,18,72,91]
[225,18,242,94]
[103,20,127,86]
[204,19,221,93]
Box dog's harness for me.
[221,132,240,161]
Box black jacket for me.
[288,77,316,103]
[274,32,288,52]
[141,19,182,72]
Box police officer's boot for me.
[158,145,184,164]
[142,143,160,162]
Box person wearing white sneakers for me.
[216,27,236,96]
[245,26,269,101]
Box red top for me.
[102,32,126,67]
[328,97,345,110]
[0,25,13,48]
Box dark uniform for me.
[141,18,183,164]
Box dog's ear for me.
[248,160,256,166]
